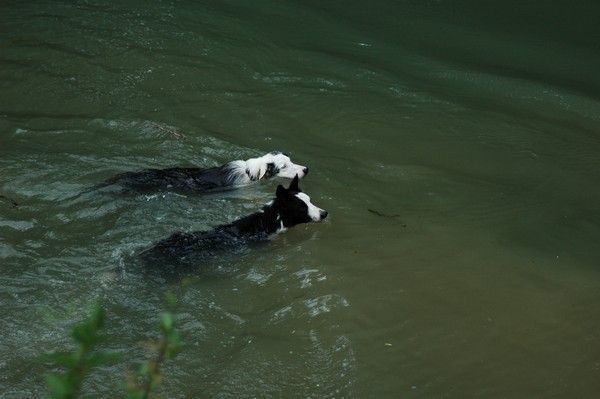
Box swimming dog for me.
[97,151,308,193]
[142,175,327,262]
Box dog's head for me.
[275,175,328,229]
[246,151,309,181]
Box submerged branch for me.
[367,208,400,218]
[0,194,20,209]
[149,123,187,141]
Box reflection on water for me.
[2,0,600,397]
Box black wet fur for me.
[95,163,243,193]
[140,175,326,263]
[91,151,305,194]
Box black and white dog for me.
[142,175,327,261]
[97,151,308,193]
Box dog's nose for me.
[303,167,309,176]
[320,210,328,220]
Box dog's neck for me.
[223,201,285,237]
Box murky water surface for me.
[1,1,599,397]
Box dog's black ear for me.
[288,174,300,192]
[276,184,287,200]
[265,162,278,178]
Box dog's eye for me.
[280,164,287,169]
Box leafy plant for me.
[44,293,180,399]
[44,306,120,399]
[121,292,181,399]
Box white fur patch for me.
[295,192,326,222]
[276,219,287,234]
[228,160,251,184]
[243,158,266,181]
[269,153,307,179]
[245,152,307,181]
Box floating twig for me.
[368,208,400,218]
[0,194,19,209]
[149,123,187,141]
[368,208,407,227]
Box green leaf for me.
[166,330,180,345]
[137,362,149,376]
[125,391,145,399]
[90,306,105,329]
[45,374,73,399]
[160,313,173,331]
[72,324,97,345]
[166,331,180,359]
[71,306,105,345]
[166,346,179,359]
[164,291,177,308]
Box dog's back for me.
[140,175,327,266]
[139,226,264,264]
[90,152,308,194]
[96,163,241,193]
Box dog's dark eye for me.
[280,164,287,169]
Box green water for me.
[2,1,600,398]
